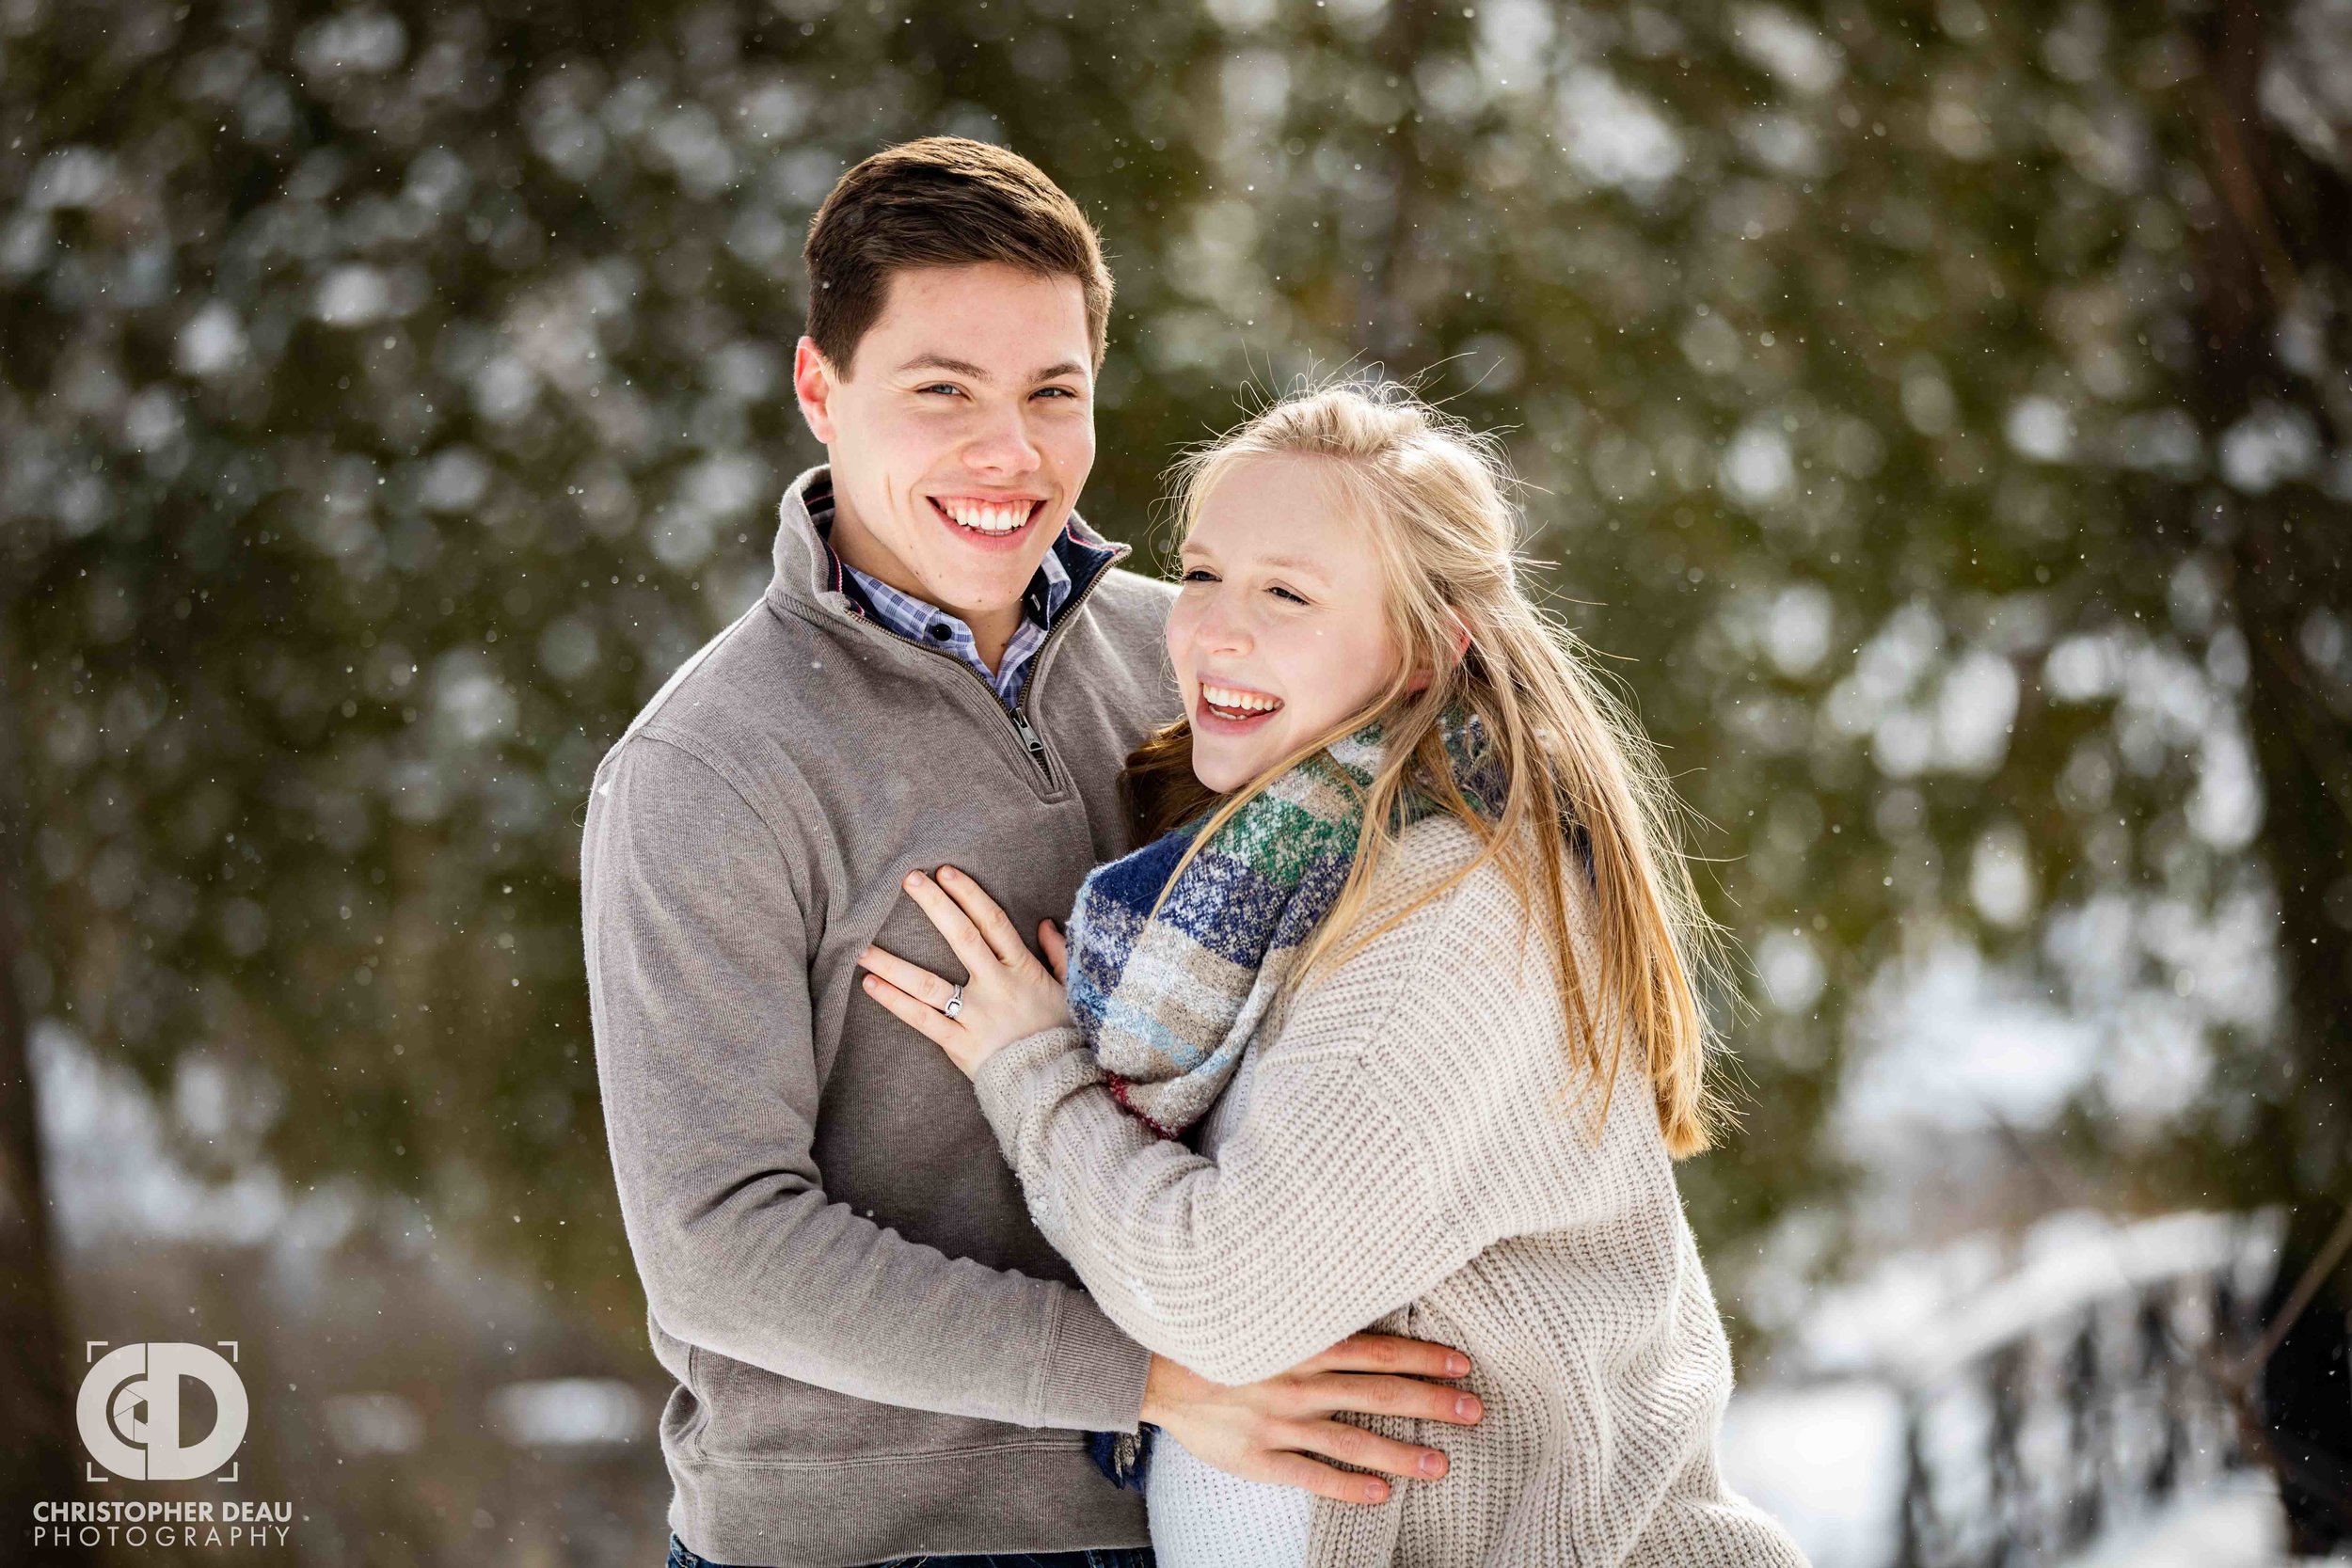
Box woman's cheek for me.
[1316,633,1399,721]
[1164,597,1202,668]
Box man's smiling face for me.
[793,261,1096,643]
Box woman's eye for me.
[1269,585,1309,605]
[1180,568,1218,584]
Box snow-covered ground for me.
[1720,1382,1908,1568]
[2057,1471,2288,1568]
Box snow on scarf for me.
[1064,709,1499,1138]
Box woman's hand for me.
[859,866,1073,1080]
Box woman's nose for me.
[1192,591,1252,656]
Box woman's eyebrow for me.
[1249,552,1332,582]
[1182,545,1330,582]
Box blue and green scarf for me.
[1064,710,1501,1138]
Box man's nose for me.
[961,404,1043,476]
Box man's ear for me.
[793,336,840,445]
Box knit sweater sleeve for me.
[970,822,1535,1386]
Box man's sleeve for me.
[580,731,1151,1432]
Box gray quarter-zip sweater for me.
[581,467,1178,1567]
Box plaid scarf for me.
[1064,710,1499,1139]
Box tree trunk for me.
[0,657,79,1524]
[2185,0,2352,1548]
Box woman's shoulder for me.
[1367,812,1556,934]
[1367,811,1487,896]
[1339,814,1604,1056]
[1343,818,1645,1163]
[1291,814,1561,1030]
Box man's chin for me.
[906,554,1046,621]
[908,530,1060,606]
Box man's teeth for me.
[1201,684,1282,714]
[939,499,1033,535]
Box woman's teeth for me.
[1201,683,1282,718]
[937,499,1034,535]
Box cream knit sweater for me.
[971,816,1809,1568]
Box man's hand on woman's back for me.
[1139,1334,1484,1504]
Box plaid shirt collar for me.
[804,479,1109,708]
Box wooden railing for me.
[1888,1212,2277,1568]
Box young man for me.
[581,139,1483,1568]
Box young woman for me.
[857,383,1807,1567]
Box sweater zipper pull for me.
[1010,708,1050,773]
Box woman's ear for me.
[1405,612,1474,694]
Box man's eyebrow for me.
[896,353,1090,384]
[897,353,993,381]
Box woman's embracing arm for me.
[967,877,1504,1387]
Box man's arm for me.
[581,733,1148,1431]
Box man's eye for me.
[918,383,963,397]
[1035,386,1082,400]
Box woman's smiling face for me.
[1167,456,1406,794]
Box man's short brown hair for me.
[803,137,1114,377]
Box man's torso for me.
[601,470,1177,1561]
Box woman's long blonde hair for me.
[1122,379,1726,1158]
